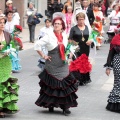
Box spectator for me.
[62,0,72,13]
[26,2,37,43]
[54,0,64,12]
[82,0,95,25]
[48,0,55,19]
[12,7,20,25]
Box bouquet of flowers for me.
[11,25,23,50]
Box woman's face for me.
[93,6,99,10]
[77,17,85,26]
[53,20,62,32]
[7,13,13,21]
[0,19,5,31]
[67,8,72,13]
[8,3,12,7]
[115,5,119,11]
[45,21,51,28]
[29,3,33,9]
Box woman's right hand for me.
[44,55,51,61]
[106,69,110,76]
[0,44,4,50]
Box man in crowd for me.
[82,0,95,25]
[54,0,64,12]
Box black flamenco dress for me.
[68,25,92,85]
[35,32,78,110]
[104,36,120,112]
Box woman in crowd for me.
[65,6,73,35]
[93,3,104,49]
[4,10,21,72]
[37,19,53,71]
[68,11,93,85]
[0,16,19,118]
[4,0,14,15]
[34,13,78,116]
[105,24,120,113]
[62,0,72,13]
[26,2,37,43]
[12,7,20,25]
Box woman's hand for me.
[86,41,92,46]
[0,44,4,50]
[43,55,51,61]
[106,69,110,76]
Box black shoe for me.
[49,107,54,112]
[63,109,71,116]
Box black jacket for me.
[54,3,64,12]
[82,6,95,25]
[48,3,55,14]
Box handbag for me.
[27,15,35,25]
[34,18,40,24]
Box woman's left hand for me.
[86,41,92,46]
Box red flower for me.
[94,23,100,28]
[14,36,23,49]
[96,16,101,21]
[15,25,22,32]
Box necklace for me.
[81,30,85,41]
[78,25,85,41]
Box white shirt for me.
[34,31,68,51]
[4,20,15,33]
[108,10,120,18]
[13,12,20,25]
[39,26,53,38]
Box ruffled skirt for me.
[69,54,92,85]
[106,54,120,112]
[0,56,19,113]
[35,69,78,109]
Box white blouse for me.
[108,10,120,18]
[34,31,68,51]
[4,20,15,34]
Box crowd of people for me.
[0,0,120,118]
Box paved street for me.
[4,23,120,120]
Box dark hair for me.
[6,10,13,16]
[45,19,51,23]
[52,17,66,30]
[93,3,100,7]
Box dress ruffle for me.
[106,103,120,112]
[69,54,92,73]
[35,69,78,109]
[69,54,92,85]
[0,56,19,113]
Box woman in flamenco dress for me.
[0,16,19,118]
[104,24,120,113]
[34,12,78,116]
[68,10,93,86]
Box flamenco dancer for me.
[68,10,93,85]
[105,24,120,113]
[4,10,22,72]
[34,12,78,116]
[0,16,19,118]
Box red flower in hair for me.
[15,25,22,32]
[96,16,101,21]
